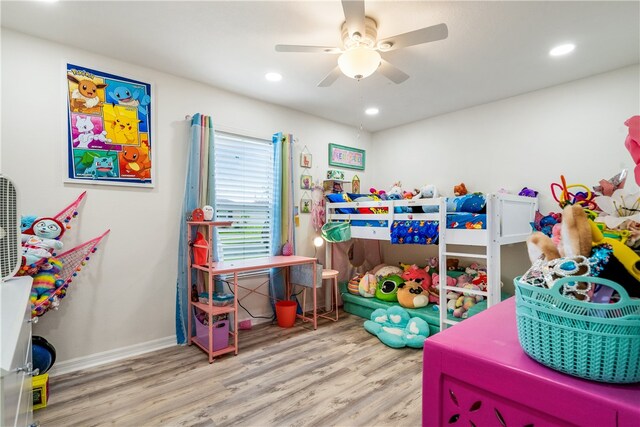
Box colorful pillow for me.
[352,195,389,214]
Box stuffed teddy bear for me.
[363,306,430,348]
[21,217,65,268]
[397,280,430,309]
[454,183,468,197]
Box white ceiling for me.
[2,1,639,132]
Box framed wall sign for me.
[328,143,365,170]
[65,63,154,187]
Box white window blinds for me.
[214,131,274,262]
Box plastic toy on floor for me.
[364,306,430,348]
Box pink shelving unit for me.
[422,297,640,427]
[186,221,235,363]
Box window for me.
[213,131,274,262]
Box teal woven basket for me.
[514,276,640,384]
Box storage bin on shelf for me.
[514,276,640,384]
[194,315,230,352]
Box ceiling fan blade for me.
[317,66,342,87]
[378,23,448,51]
[275,45,341,54]
[378,59,409,84]
[342,0,365,39]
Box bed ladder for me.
[438,195,501,331]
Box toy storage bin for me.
[514,276,640,383]
[194,315,229,351]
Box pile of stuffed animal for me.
[347,257,489,319]
[17,216,68,316]
[525,204,640,301]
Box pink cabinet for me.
[423,297,640,427]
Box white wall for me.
[0,29,372,364]
[371,65,640,290]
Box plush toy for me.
[453,283,483,318]
[20,215,37,233]
[403,190,417,199]
[426,256,439,272]
[387,182,403,200]
[400,264,432,290]
[526,205,640,299]
[21,217,65,268]
[30,258,64,317]
[347,274,362,295]
[375,274,403,302]
[417,184,439,199]
[358,273,377,298]
[446,258,459,271]
[453,183,468,197]
[374,265,403,281]
[431,272,456,304]
[397,280,430,309]
[369,187,387,200]
[624,115,640,186]
[363,306,430,348]
[446,291,459,313]
[518,187,539,197]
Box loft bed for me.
[325,193,538,331]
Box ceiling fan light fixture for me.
[338,47,381,80]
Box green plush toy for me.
[363,306,430,348]
[375,274,403,302]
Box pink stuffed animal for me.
[401,264,432,290]
[431,272,456,303]
[624,115,640,185]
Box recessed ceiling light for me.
[265,72,282,82]
[365,107,379,116]
[549,43,575,57]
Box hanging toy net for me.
[20,192,110,318]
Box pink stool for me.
[319,269,339,321]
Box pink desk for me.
[423,297,640,427]
[189,255,318,362]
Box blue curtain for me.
[269,132,295,304]
[175,114,215,344]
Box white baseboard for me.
[48,335,177,377]
[48,316,277,377]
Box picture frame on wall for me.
[300,152,312,168]
[328,143,365,170]
[300,174,312,190]
[300,197,311,213]
[65,63,154,187]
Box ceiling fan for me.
[275,0,448,87]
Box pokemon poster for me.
[66,63,153,187]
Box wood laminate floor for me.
[36,311,423,427]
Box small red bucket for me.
[275,301,297,328]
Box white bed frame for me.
[325,193,538,330]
